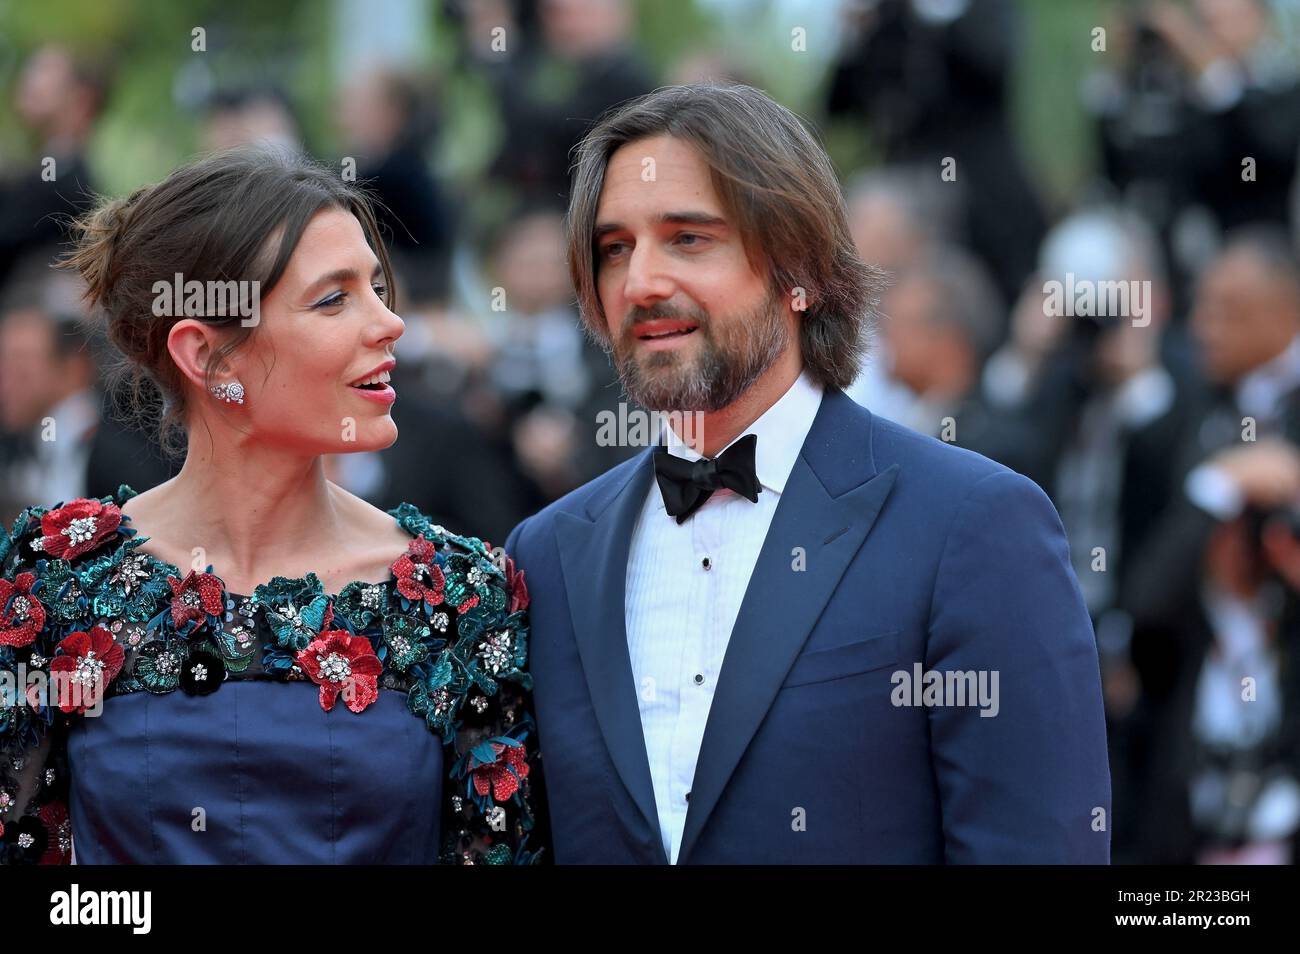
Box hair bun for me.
[64,186,150,311]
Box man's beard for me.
[611,290,789,412]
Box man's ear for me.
[166,319,227,391]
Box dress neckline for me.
[109,484,422,603]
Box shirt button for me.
[694,673,704,685]
[701,556,711,570]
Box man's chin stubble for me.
[616,328,787,413]
[618,348,721,412]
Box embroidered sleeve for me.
[0,498,127,864]
[384,505,545,864]
[439,541,544,864]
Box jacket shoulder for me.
[868,411,1013,486]
[512,450,650,544]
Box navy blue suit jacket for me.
[505,388,1111,863]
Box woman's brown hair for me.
[61,145,396,460]
[566,83,884,390]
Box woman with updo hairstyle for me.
[0,146,542,864]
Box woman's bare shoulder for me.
[329,482,413,550]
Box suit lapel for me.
[555,448,669,863]
[677,390,898,863]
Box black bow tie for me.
[653,433,761,524]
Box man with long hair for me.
[507,84,1111,863]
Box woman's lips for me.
[349,382,397,405]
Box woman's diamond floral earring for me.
[210,381,246,405]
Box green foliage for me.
[0,0,1105,214]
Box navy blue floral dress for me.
[0,486,542,864]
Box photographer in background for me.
[1120,227,1300,863]
[878,244,1060,490]
[826,0,1045,302]
[1085,0,1300,315]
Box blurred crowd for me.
[4,0,1300,863]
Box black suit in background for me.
[84,411,180,501]
[2,398,177,523]
[1118,383,1300,862]
[0,151,96,289]
[1121,543,1300,864]
[355,138,456,303]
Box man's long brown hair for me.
[567,83,884,390]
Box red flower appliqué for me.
[49,626,126,714]
[167,570,224,629]
[503,554,529,614]
[0,572,45,647]
[35,498,122,560]
[470,740,530,802]
[392,537,445,606]
[297,630,383,714]
[39,802,71,865]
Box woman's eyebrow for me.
[302,261,384,298]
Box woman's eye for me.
[315,291,346,309]
[676,233,705,247]
[372,283,388,298]
[601,242,627,259]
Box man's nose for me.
[623,244,675,307]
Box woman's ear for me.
[166,319,227,391]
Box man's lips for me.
[631,318,700,340]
